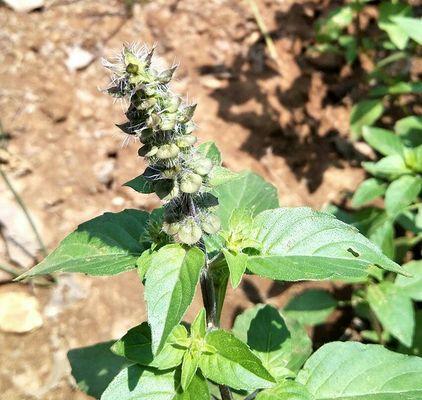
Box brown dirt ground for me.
[0,0,368,398]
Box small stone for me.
[65,46,95,72]
[0,291,43,333]
[93,159,115,186]
[112,196,125,206]
[3,0,44,12]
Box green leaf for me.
[350,100,384,139]
[198,329,275,391]
[395,260,422,301]
[367,282,415,347]
[404,146,422,173]
[176,373,210,400]
[212,172,278,229]
[67,341,128,399]
[191,308,206,339]
[378,1,412,50]
[145,244,205,353]
[137,250,153,281]
[197,141,222,165]
[124,174,155,194]
[283,290,337,326]
[296,341,422,399]
[368,218,395,259]
[385,175,422,217]
[247,208,404,282]
[232,304,311,380]
[181,352,199,391]
[369,82,422,97]
[398,311,422,357]
[395,116,422,147]
[362,155,412,180]
[351,178,387,208]
[208,166,238,186]
[111,323,187,370]
[256,381,312,400]
[391,16,422,45]
[362,126,404,156]
[19,209,152,278]
[222,249,248,288]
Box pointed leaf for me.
[362,155,412,180]
[124,174,155,194]
[391,16,422,45]
[181,352,199,391]
[395,116,422,147]
[362,126,404,156]
[19,209,152,278]
[232,304,312,380]
[198,330,275,390]
[395,260,422,301]
[296,341,422,400]
[111,323,187,370]
[385,175,422,217]
[223,249,248,288]
[197,141,222,165]
[367,282,415,347]
[350,100,384,139]
[145,244,205,353]
[191,309,206,339]
[378,2,412,50]
[351,178,387,208]
[247,208,404,282]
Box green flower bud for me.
[200,213,221,234]
[185,121,195,134]
[191,157,213,176]
[162,221,181,235]
[147,113,161,130]
[162,165,181,179]
[165,96,182,113]
[178,104,197,123]
[160,113,177,131]
[126,63,139,75]
[154,179,179,201]
[176,218,202,245]
[156,144,180,159]
[180,172,202,193]
[176,135,197,148]
[137,97,157,111]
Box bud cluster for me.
[103,44,220,245]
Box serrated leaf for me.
[385,175,422,217]
[247,208,404,282]
[351,178,387,208]
[283,290,337,326]
[296,341,422,399]
[232,304,311,380]
[395,260,422,301]
[124,174,155,194]
[111,323,187,370]
[378,1,412,50]
[350,100,384,139]
[145,244,205,353]
[362,126,404,156]
[222,249,248,288]
[395,116,422,147]
[198,330,275,390]
[212,172,278,229]
[197,141,222,165]
[68,341,129,399]
[256,381,312,400]
[19,209,152,278]
[367,281,414,347]
[391,16,422,45]
[362,155,412,180]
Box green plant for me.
[313,0,422,139]
[18,44,422,399]
[327,115,421,351]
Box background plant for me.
[18,44,422,399]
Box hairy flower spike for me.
[104,44,220,245]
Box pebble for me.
[65,46,95,72]
[3,0,44,12]
[93,159,115,185]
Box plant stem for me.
[0,263,20,277]
[0,168,47,257]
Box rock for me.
[3,0,44,12]
[0,291,43,333]
[65,46,94,72]
[93,159,115,186]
